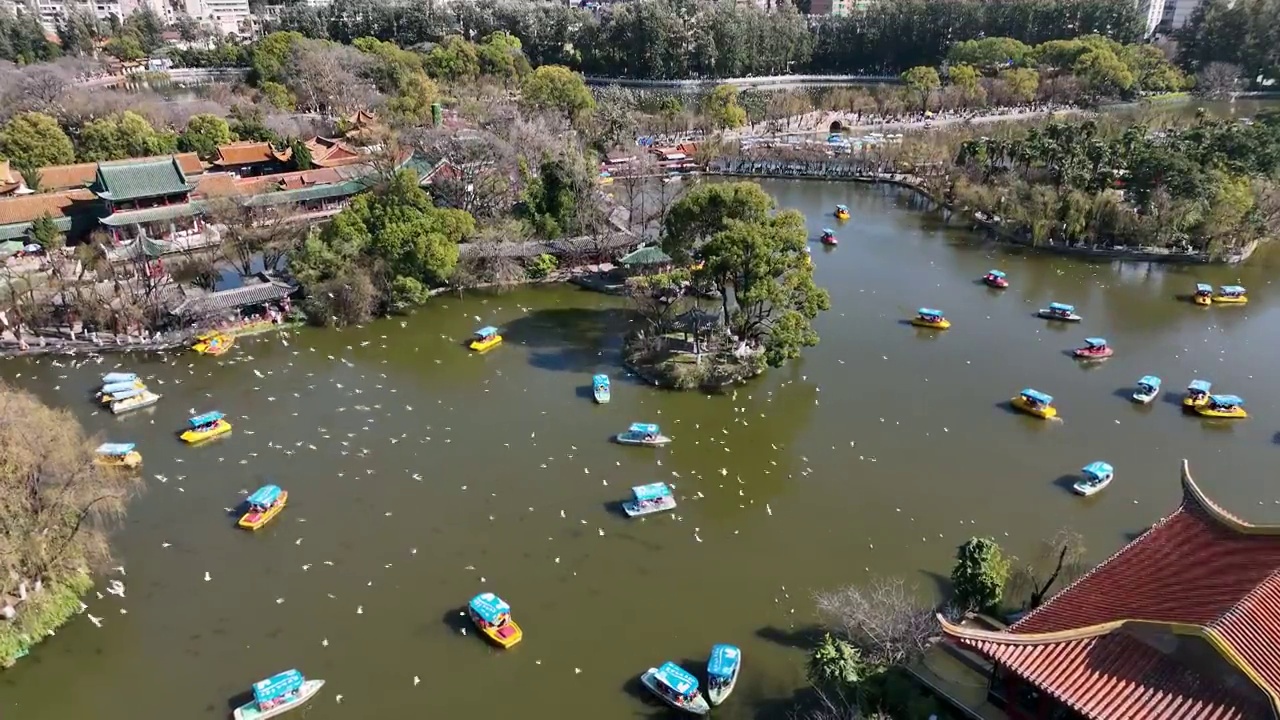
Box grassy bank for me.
[0,572,93,668]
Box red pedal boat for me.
[1072,337,1113,359]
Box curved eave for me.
[1180,459,1280,534]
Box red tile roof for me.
[212,141,292,167]
[942,460,1280,719]
[304,137,364,168]
[39,153,204,191]
[0,189,95,225]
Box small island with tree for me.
[623,181,830,391]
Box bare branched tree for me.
[788,690,894,720]
[408,128,518,218]
[1197,62,1243,99]
[813,577,942,668]
[1007,528,1087,610]
[205,198,307,277]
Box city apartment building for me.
[1138,0,1166,36]
[183,0,249,35]
[21,0,170,32]
[807,0,873,16]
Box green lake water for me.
[4,178,1280,719]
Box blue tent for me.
[632,483,672,502]
[1048,302,1075,313]
[246,485,282,508]
[1021,389,1053,405]
[474,326,498,338]
[1188,380,1212,393]
[469,592,511,624]
[918,308,943,318]
[101,381,138,394]
[253,669,303,705]
[1082,461,1113,480]
[1195,283,1213,293]
[629,422,659,434]
[189,411,224,427]
[1084,338,1107,347]
[1220,285,1246,295]
[655,661,699,695]
[708,644,741,679]
[96,443,135,455]
[1138,376,1161,391]
[1210,394,1244,406]
[102,372,137,384]
[988,270,1006,278]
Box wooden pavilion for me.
[941,460,1280,720]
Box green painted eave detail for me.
[99,201,205,227]
[0,216,73,240]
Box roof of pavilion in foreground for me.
[941,460,1280,720]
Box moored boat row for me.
[640,645,743,714]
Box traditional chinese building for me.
[303,137,365,168]
[90,156,206,247]
[211,141,294,177]
[941,460,1280,720]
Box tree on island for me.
[661,181,773,265]
[951,536,1011,613]
[0,383,143,665]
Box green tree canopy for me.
[78,111,178,162]
[179,114,234,159]
[104,34,144,62]
[521,65,596,122]
[0,112,75,169]
[1074,47,1135,98]
[947,37,1033,70]
[999,67,1040,104]
[251,31,306,86]
[703,85,748,130]
[478,31,531,81]
[948,63,982,101]
[950,537,1010,612]
[901,66,942,112]
[424,35,481,83]
[662,180,774,264]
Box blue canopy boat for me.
[246,485,283,508]
[1073,461,1114,497]
[101,372,137,385]
[707,644,742,705]
[1193,283,1214,305]
[232,669,325,720]
[615,422,671,446]
[641,661,710,715]
[189,411,225,428]
[100,380,140,395]
[1039,302,1082,322]
[592,374,611,404]
[983,269,1009,288]
[108,387,160,415]
[108,387,143,401]
[96,442,136,456]
[469,592,511,625]
[1132,375,1161,404]
[1184,379,1213,408]
[95,442,141,468]
[622,482,676,517]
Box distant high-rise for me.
[1138,0,1167,36]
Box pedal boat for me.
[819,228,838,246]
[98,379,145,404]
[910,308,950,329]
[834,204,850,220]
[232,669,324,720]
[1183,379,1212,409]
[706,644,742,706]
[468,592,523,649]
[1072,337,1113,360]
[983,269,1008,289]
[1192,283,1213,306]
[469,325,502,352]
[1038,302,1082,322]
[1011,388,1057,419]
[1132,376,1161,404]
[1214,285,1248,304]
[1073,461,1113,496]
[622,482,677,517]
[110,388,161,415]
[192,331,234,356]
[592,374,611,404]
[101,372,137,385]
[181,410,232,443]
[641,662,710,715]
[94,442,142,469]
[1195,394,1247,419]
[238,485,287,530]
[615,422,671,446]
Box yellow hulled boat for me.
[469,326,502,352]
[98,379,145,404]
[1192,283,1213,306]
[180,411,232,443]
[94,442,142,469]
[468,592,523,649]
[1195,394,1248,419]
[1183,380,1212,408]
[909,308,951,329]
[1213,285,1248,304]
[834,204,850,220]
[1011,389,1057,419]
[192,332,235,356]
[238,485,287,530]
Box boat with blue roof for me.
[468,592,523,648]
[232,669,324,720]
[819,228,838,246]
[983,269,1008,289]
[640,661,710,715]
[1132,376,1161,404]
[593,374,611,404]
[1010,389,1057,419]
[1038,302,1082,322]
[1073,462,1113,497]
[615,422,671,446]
[469,325,502,352]
[1214,285,1248,304]
[238,485,287,530]
[192,331,234,356]
[180,411,231,443]
[909,308,950,329]
[94,443,142,469]
[1195,394,1247,419]
[1183,379,1212,408]
[1072,337,1112,360]
[98,379,144,403]
[109,387,161,415]
[101,372,137,385]
[706,644,742,706]
[622,482,677,517]
[1193,283,1213,306]
[834,204,849,220]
